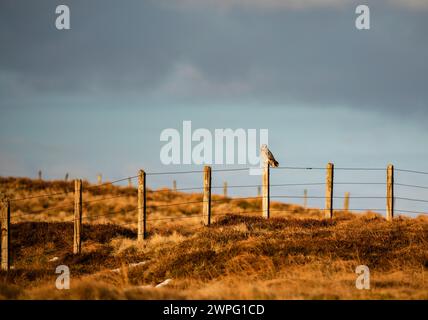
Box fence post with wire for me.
[1,193,10,271]
[73,179,82,254]
[138,169,147,241]
[203,166,212,226]
[325,163,334,219]
[344,192,350,212]
[262,165,270,219]
[387,164,394,221]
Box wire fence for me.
[4,165,428,221]
[2,163,428,270]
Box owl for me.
[261,144,279,168]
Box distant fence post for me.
[325,163,334,219]
[303,189,308,208]
[173,180,177,192]
[38,170,42,180]
[1,194,10,271]
[262,165,270,219]
[223,181,228,198]
[128,177,132,188]
[344,192,350,212]
[203,166,212,226]
[138,170,147,241]
[386,164,394,222]
[257,186,261,197]
[73,179,82,254]
[65,173,69,182]
[97,174,102,185]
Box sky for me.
[1,0,427,215]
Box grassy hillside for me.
[0,177,427,299]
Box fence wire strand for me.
[396,168,428,175]
[86,175,138,190]
[10,191,72,202]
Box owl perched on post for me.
[261,144,279,168]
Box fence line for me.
[395,183,428,190]
[396,168,428,175]
[12,203,75,218]
[10,191,71,202]
[277,166,386,171]
[2,162,428,270]
[395,197,428,203]
[86,175,139,190]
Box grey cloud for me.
[165,0,428,11]
[0,0,427,116]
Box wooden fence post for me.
[173,180,177,192]
[73,179,82,254]
[344,192,350,212]
[65,173,69,182]
[223,181,228,198]
[203,166,212,226]
[128,177,132,188]
[138,170,147,241]
[97,174,102,185]
[303,189,308,208]
[1,194,10,271]
[262,165,270,219]
[257,186,261,197]
[38,170,42,180]
[325,163,334,219]
[386,164,394,222]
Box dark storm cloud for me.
[0,0,427,115]
[0,1,184,94]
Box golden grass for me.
[0,177,427,300]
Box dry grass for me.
[0,177,427,300]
